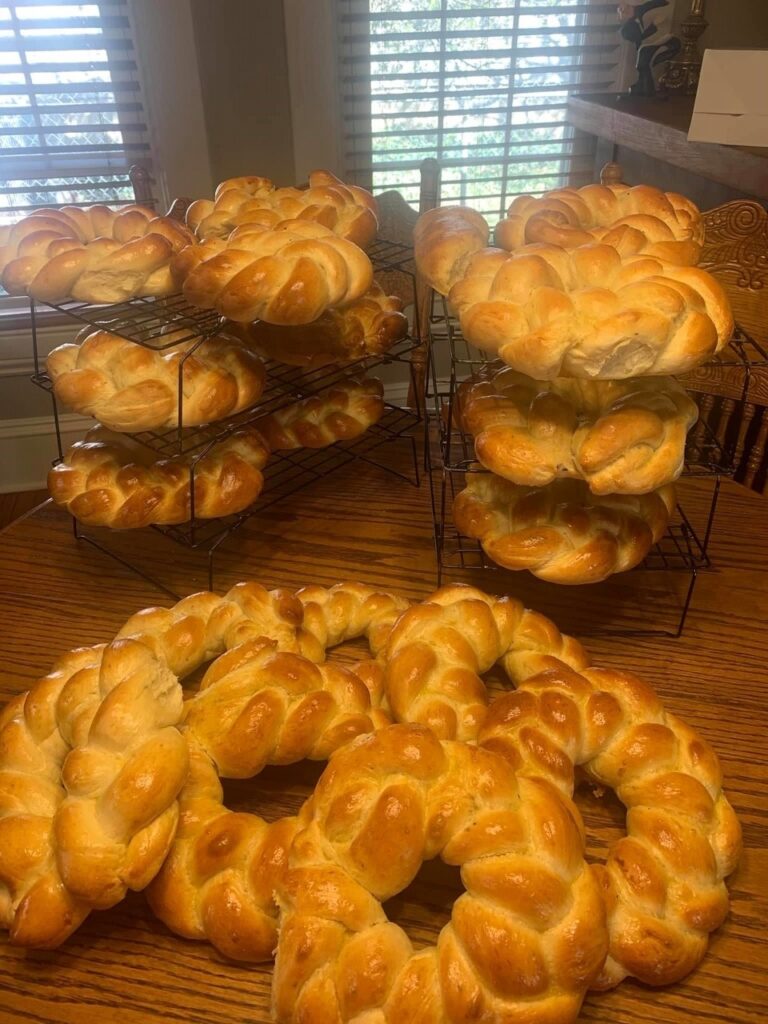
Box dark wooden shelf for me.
[567,93,768,200]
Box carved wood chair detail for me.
[679,200,768,493]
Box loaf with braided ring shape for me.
[273,722,608,1024]
[186,169,378,248]
[454,472,675,583]
[146,583,409,962]
[47,325,266,432]
[0,581,405,948]
[171,219,374,325]
[495,183,703,266]
[254,377,384,450]
[48,425,270,528]
[231,283,408,367]
[0,204,194,303]
[457,365,699,494]
[449,243,733,379]
[479,659,742,988]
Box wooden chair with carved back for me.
[678,200,768,492]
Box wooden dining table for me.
[0,453,766,1024]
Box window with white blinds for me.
[0,0,152,225]
[338,0,621,219]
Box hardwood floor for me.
[0,490,48,531]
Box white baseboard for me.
[0,382,415,495]
[0,412,92,493]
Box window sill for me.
[0,305,76,379]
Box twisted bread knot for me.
[171,219,374,325]
[0,204,194,303]
[186,169,378,248]
[458,366,699,494]
[255,378,384,450]
[449,242,733,378]
[48,425,270,528]
[454,473,675,583]
[274,723,607,1024]
[479,661,742,988]
[232,283,408,367]
[0,639,187,947]
[380,583,588,741]
[47,326,266,433]
[413,205,490,295]
[495,184,703,265]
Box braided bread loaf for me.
[480,660,742,988]
[413,205,490,295]
[48,426,269,528]
[274,723,607,1024]
[495,184,703,266]
[0,639,188,947]
[254,377,384,450]
[171,220,374,325]
[145,582,407,962]
[47,326,266,432]
[458,366,698,494]
[454,472,675,583]
[449,243,733,379]
[0,582,326,947]
[231,283,408,367]
[186,169,378,248]
[0,204,194,303]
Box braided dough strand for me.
[449,243,733,379]
[0,204,194,303]
[454,473,675,583]
[273,723,607,1023]
[495,184,703,265]
[172,220,374,325]
[479,661,742,988]
[255,377,385,450]
[458,367,699,495]
[47,326,266,432]
[380,583,589,741]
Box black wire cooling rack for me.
[423,297,756,637]
[30,238,423,592]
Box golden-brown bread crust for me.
[453,472,675,583]
[0,204,194,303]
[171,220,374,325]
[254,377,384,450]
[48,426,269,528]
[231,283,408,367]
[0,639,188,947]
[480,661,742,988]
[379,583,589,741]
[47,326,266,432]
[186,169,378,249]
[413,205,490,295]
[273,723,608,1024]
[145,582,408,962]
[495,183,703,265]
[457,366,698,494]
[449,243,733,378]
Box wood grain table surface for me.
[0,456,766,1024]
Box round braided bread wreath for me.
[273,589,742,1023]
[0,582,401,948]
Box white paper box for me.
[688,49,768,147]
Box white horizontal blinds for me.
[338,0,620,219]
[0,0,152,223]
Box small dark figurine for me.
[618,0,682,96]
